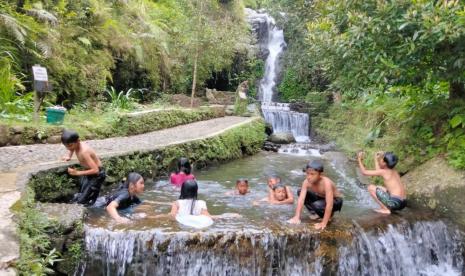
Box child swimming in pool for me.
[171,179,210,217]
[287,161,343,230]
[154,180,241,222]
[267,175,293,204]
[254,183,294,205]
[170,157,195,188]
[96,172,145,224]
[226,178,250,195]
[357,151,406,214]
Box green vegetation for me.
[16,187,63,275]
[0,106,225,145]
[0,0,253,121]
[265,0,465,170]
[16,187,86,275]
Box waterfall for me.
[80,220,464,275]
[81,227,324,276]
[338,221,464,276]
[261,102,310,142]
[246,9,310,142]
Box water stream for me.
[80,151,465,275]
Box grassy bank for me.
[0,105,225,146]
[313,97,465,173]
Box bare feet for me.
[374,208,391,214]
[309,213,320,220]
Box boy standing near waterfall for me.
[287,161,343,230]
[357,151,406,214]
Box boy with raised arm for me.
[357,151,406,214]
[287,161,343,230]
[61,129,106,205]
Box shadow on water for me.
[81,151,465,276]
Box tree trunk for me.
[449,81,465,100]
[190,50,199,108]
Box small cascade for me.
[278,142,321,156]
[81,227,325,276]
[246,9,310,141]
[338,221,465,276]
[80,220,464,276]
[262,102,310,142]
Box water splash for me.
[83,227,325,276]
[338,221,464,276]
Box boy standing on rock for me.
[61,129,105,205]
[357,151,406,214]
[287,161,343,230]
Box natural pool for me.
[81,151,465,275]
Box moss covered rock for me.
[402,157,465,226]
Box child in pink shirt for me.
[170,157,195,187]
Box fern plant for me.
[106,86,135,110]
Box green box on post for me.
[46,107,66,124]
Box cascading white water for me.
[338,221,464,276]
[81,227,324,276]
[262,102,310,142]
[246,9,310,142]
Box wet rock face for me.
[288,102,310,113]
[245,9,270,58]
[37,203,86,231]
[36,203,86,275]
[402,157,465,226]
[268,132,296,144]
[262,141,281,152]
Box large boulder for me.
[402,157,465,226]
[268,132,296,144]
[262,141,281,152]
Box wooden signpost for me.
[32,65,51,122]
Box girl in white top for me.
[170,179,211,217]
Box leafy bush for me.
[106,87,136,111]
[16,187,63,275]
[278,68,308,101]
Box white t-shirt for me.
[176,199,207,216]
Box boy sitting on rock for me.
[357,151,406,214]
[61,129,105,205]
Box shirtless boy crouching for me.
[61,129,106,205]
[357,151,406,214]
[288,161,343,230]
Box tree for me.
[304,0,465,100]
[178,0,247,107]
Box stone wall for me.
[14,118,266,274]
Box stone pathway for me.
[0,116,257,274]
[0,116,252,173]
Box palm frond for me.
[0,13,27,44]
[26,8,58,26]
